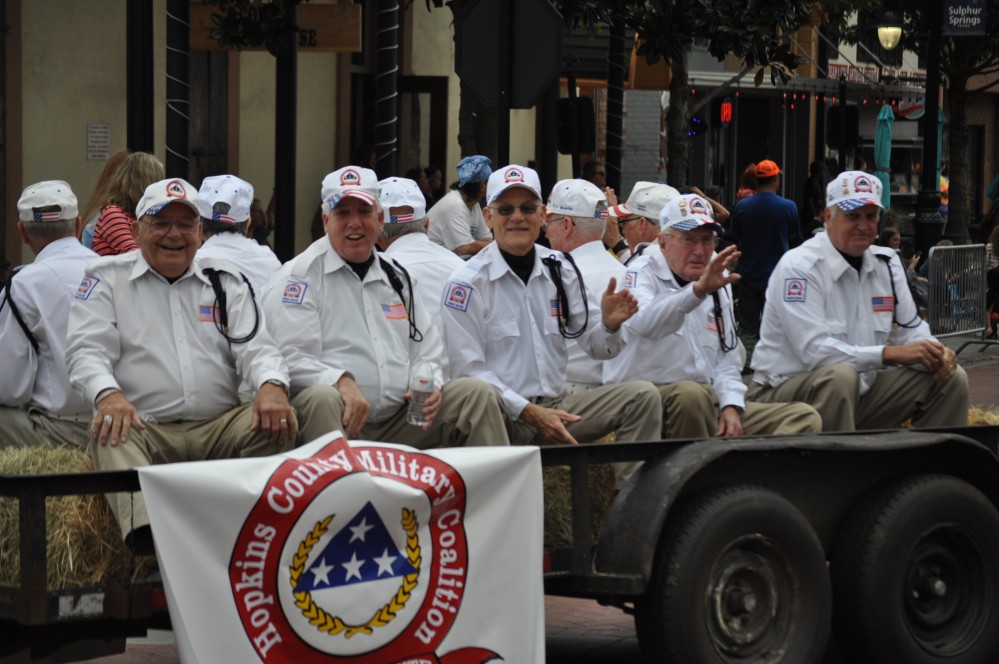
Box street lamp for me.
[877,11,902,51]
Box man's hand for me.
[92,391,145,447]
[601,277,639,331]
[603,186,619,207]
[404,385,442,431]
[883,339,958,381]
[520,403,581,446]
[602,216,623,250]
[692,245,741,299]
[251,382,298,445]
[337,375,370,438]
[716,405,744,437]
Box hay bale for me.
[543,463,617,549]
[970,407,999,425]
[0,445,153,589]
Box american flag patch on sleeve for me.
[871,296,895,312]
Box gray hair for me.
[571,215,605,238]
[22,218,76,238]
[381,220,425,242]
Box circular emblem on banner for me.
[229,438,474,662]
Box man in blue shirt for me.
[728,159,801,337]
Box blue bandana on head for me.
[457,155,493,187]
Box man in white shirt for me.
[609,181,680,265]
[261,166,508,448]
[67,178,296,552]
[426,155,494,257]
[544,178,627,394]
[440,165,661,482]
[748,171,968,431]
[604,194,820,438]
[0,181,96,448]
[378,176,464,310]
[195,174,281,295]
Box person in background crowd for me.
[728,159,802,338]
[261,166,509,448]
[686,185,730,227]
[877,227,901,251]
[91,152,165,256]
[378,176,464,313]
[0,181,96,449]
[80,150,130,249]
[544,178,627,395]
[609,181,680,265]
[440,164,662,485]
[581,160,607,191]
[801,160,828,231]
[67,178,297,553]
[427,155,495,258]
[605,193,821,439]
[195,175,281,296]
[404,166,434,208]
[734,163,758,203]
[748,171,968,431]
[250,197,274,247]
[424,166,445,207]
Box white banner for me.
[138,433,544,663]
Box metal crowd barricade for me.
[925,243,986,339]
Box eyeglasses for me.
[490,203,541,217]
[670,233,719,249]
[617,216,642,230]
[544,215,575,228]
[143,217,199,235]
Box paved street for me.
[79,344,999,663]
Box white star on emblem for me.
[374,548,397,577]
[349,518,374,543]
[343,552,365,581]
[310,558,334,586]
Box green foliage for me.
[201,0,309,55]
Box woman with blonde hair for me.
[80,149,130,248]
[91,152,164,256]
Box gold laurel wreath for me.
[289,509,422,639]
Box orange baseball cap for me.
[755,160,781,178]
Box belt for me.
[527,395,548,405]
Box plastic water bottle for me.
[407,361,434,426]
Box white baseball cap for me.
[660,194,724,233]
[610,181,681,223]
[321,166,381,210]
[826,171,884,211]
[17,180,78,222]
[547,179,608,219]
[378,177,427,223]
[198,174,253,224]
[135,178,199,219]
[486,165,543,205]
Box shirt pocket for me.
[488,318,521,342]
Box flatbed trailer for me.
[3,426,999,663]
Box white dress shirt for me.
[440,242,624,418]
[751,231,933,395]
[384,232,465,310]
[565,240,628,387]
[0,237,96,414]
[261,238,445,423]
[67,252,288,422]
[426,190,492,254]
[604,251,746,409]
[196,232,282,296]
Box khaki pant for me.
[0,406,90,449]
[504,381,663,486]
[91,403,290,538]
[292,376,510,448]
[658,381,821,439]
[747,363,969,432]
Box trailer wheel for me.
[831,474,999,664]
[634,485,830,663]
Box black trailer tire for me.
[634,485,831,663]
[831,474,999,664]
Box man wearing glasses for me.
[604,194,820,438]
[440,165,661,482]
[608,181,680,265]
[748,171,968,431]
[67,178,296,554]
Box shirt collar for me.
[485,241,544,282]
[128,250,199,284]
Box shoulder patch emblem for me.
[623,271,637,289]
[282,280,308,305]
[445,282,471,312]
[76,276,100,300]
[783,278,807,303]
